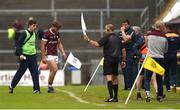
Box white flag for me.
[81,12,87,36]
[67,52,82,69]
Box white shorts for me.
[46,55,59,64]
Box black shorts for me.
[103,58,119,76]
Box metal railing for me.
[0,6,149,68]
[140,6,150,34]
[0,8,148,36]
[155,0,165,17]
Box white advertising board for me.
[0,70,64,86]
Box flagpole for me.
[84,62,101,92]
[62,60,68,72]
[62,52,71,72]
[125,55,148,105]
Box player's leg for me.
[28,55,40,93]
[103,58,114,102]
[47,60,58,93]
[112,58,119,102]
[9,59,28,93]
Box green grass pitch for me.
[0,86,179,109]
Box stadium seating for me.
[0,0,171,83]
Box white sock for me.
[146,91,150,96]
[9,84,13,89]
[48,84,53,87]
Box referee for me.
[83,24,125,102]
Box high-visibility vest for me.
[139,43,147,62]
[22,30,36,55]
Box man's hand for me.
[141,54,146,60]
[42,56,47,64]
[120,26,125,32]
[122,40,126,43]
[62,52,67,60]
[121,61,126,69]
[83,35,90,42]
[19,55,26,61]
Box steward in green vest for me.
[22,30,36,55]
[9,20,40,94]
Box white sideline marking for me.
[55,88,107,106]
[55,88,89,104]
[92,103,107,106]
[116,105,127,108]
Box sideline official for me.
[83,24,125,102]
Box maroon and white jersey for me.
[42,28,61,55]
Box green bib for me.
[22,30,36,55]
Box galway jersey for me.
[42,28,61,55]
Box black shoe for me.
[113,98,118,102]
[136,93,143,100]
[123,87,131,90]
[157,96,163,102]
[166,86,171,92]
[156,93,166,98]
[162,94,166,99]
[47,87,55,93]
[9,86,13,94]
[33,90,41,94]
[127,88,131,90]
[145,96,151,102]
[105,98,114,102]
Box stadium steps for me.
[54,0,106,9]
[0,14,53,30]
[0,0,51,9]
[0,0,149,72]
